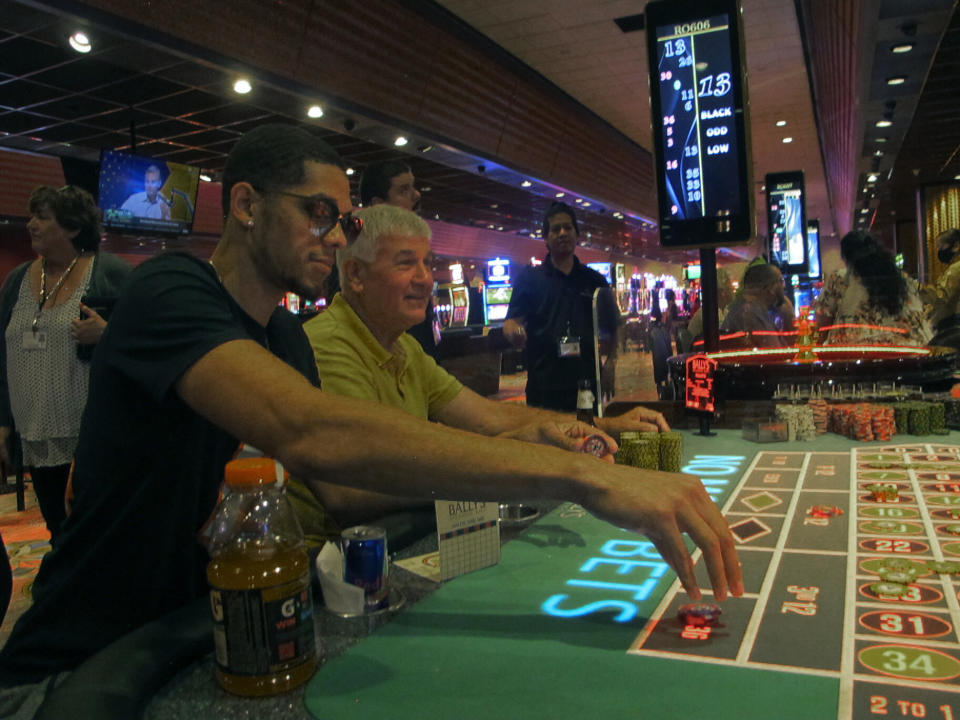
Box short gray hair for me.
[337,204,431,266]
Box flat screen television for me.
[98,149,201,235]
[646,0,754,249]
[806,219,821,279]
[766,170,808,276]
[587,262,613,284]
[685,264,702,280]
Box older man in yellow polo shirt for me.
[293,204,668,544]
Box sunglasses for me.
[253,187,363,243]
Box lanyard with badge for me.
[25,254,80,351]
[557,321,580,358]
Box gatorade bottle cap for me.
[224,457,278,487]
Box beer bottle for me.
[206,458,317,696]
[576,379,595,425]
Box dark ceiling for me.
[1,0,958,267]
[0,0,667,259]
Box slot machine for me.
[482,257,512,325]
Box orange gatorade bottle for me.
[206,458,317,696]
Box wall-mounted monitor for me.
[766,170,808,276]
[684,264,702,280]
[586,262,613,284]
[485,257,511,286]
[98,149,201,236]
[806,219,821,279]
[646,0,754,249]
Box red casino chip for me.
[581,434,611,459]
[677,602,722,627]
[807,505,843,519]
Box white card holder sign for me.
[434,500,500,582]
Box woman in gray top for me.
[0,185,130,540]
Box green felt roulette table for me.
[298,431,960,720]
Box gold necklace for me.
[33,254,80,332]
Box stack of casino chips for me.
[774,405,816,441]
[807,398,829,435]
[823,403,895,442]
[616,431,682,473]
[658,432,683,473]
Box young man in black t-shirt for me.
[0,126,741,692]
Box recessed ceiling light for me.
[520,180,532,187]
[876,136,888,143]
[891,43,914,54]
[421,186,431,192]
[199,173,212,182]
[490,204,498,209]
[782,137,793,143]
[68,31,91,53]
[868,173,879,182]
[555,192,565,198]
[307,104,323,118]
[233,78,252,94]
[874,150,884,156]
[582,202,592,207]
[345,168,354,176]
[875,119,892,128]
[955,175,960,181]
[886,76,907,86]
[574,198,583,203]
[394,136,408,147]
[775,120,787,127]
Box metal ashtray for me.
[498,503,540,524]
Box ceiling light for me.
[394,136,408,147]
[954,175,960,181]
[497,226,504,231]
[874,150,884,156]
[875,119,892,128]
[345,168,354,176]
[868,173,879,182]
[582,201,591,207]
[555,192,565,198]
[307,104,323,118]
[520,180,532,188]
[775,120,787,127]
[233,78,252,94]
[876,136,888,143]
[421,186,431,192]
[782,137,793,143]
[891,43,914,54]
[199,173,212,182]
[490,204,498,209]
[574,198,583,203]
[417,144,433,153]
[68,31,91,53]
[886,76,907,86]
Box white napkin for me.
[316,542,365,614]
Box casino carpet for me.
[0,480,50,650]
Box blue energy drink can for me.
[341,525,388,611]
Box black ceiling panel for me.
[0,35,72,76]
[0,79,62,109]
[93,74,188,105]
[0,110,57,134]
[29,57,135,93]
[27,94,123,121]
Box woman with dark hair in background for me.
[814,230,930,346]
[0,185,130,541]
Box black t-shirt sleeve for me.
[100,254,253,405]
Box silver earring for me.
[246,219,254,228]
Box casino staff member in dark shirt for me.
[0,125,740,705]
[504,202,613,410]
